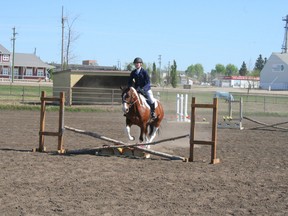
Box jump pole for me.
[189,97,220,164]
[64,126,188,161]
[35,91,65,153]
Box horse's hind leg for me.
[139,126,145,143]
[149,126,159,143]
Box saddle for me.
[138,92,158,109]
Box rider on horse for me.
[128,57,157,120]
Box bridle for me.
[122,90,138,109]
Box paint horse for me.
[121,86,164,144]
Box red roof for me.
[223,76,260,81]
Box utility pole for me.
[11,27,17,83]
[158,54,162,79]
[61,6,66,70]
[282,15,288,53]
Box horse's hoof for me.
[129,136,135,141]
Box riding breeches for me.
[146,90,156,104]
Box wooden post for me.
[189,97,196,162]
[58,92,65,153]
[189,97,220,164]
[211,98,219,164]
[38,91,46,152]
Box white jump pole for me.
[176,94,180,121]
[184,94,188,121]
[176,93,189,122]
[180,94,184,121]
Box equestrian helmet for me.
[133,57,143,64]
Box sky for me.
[0,0,287,72]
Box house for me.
[260,52,288,90]
[0,44,53,81]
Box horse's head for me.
[120,86,139,114]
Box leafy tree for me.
[47,68,53,80]
[239,61,248,76]
[185,63,204,80]
[210,64,225,79]
[225,64,238,76]
[124,62,133,71]
[170,60,177,88]
[215,64,226,75]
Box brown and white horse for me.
[121,86,164,144]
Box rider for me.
[128,57,157,119]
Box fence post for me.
[22,86,25,103]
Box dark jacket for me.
[128,68,151,92]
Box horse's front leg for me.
[125,119,135,141]
[138,125,150,159]
[126,125,135,141]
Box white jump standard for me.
[217,97,244,130]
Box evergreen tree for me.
[239,61,248,76]
[170,60,177,88]
[151,62,158,84]
[254,54,265,71]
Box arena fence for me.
[0,84,288,116]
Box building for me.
[213,76,260,88]
[53,69,130,105]
[260,52,288,90]
[0,44,53,81]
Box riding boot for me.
[150,103,156,119]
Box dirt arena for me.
[0,110,287,216]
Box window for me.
[26,68,33,76]
[2,55,10,62]
[37,69,44,77]
[2,67,9,75]
[13,68,19,75]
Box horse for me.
[121,86,164,144]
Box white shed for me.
[260,52,288,90]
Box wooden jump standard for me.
[189,97,220,164]
[34,91,65,153]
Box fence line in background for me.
[0,85,288,115]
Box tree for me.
[170,60,177,88]
[210,64,226,79]
[254,54,265,71]
[151,62,158,84]
[239,61,248,76]
[64,14,80,67]
[185,63,204,81]
[225,64,238,76]
[215,64,226,75]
